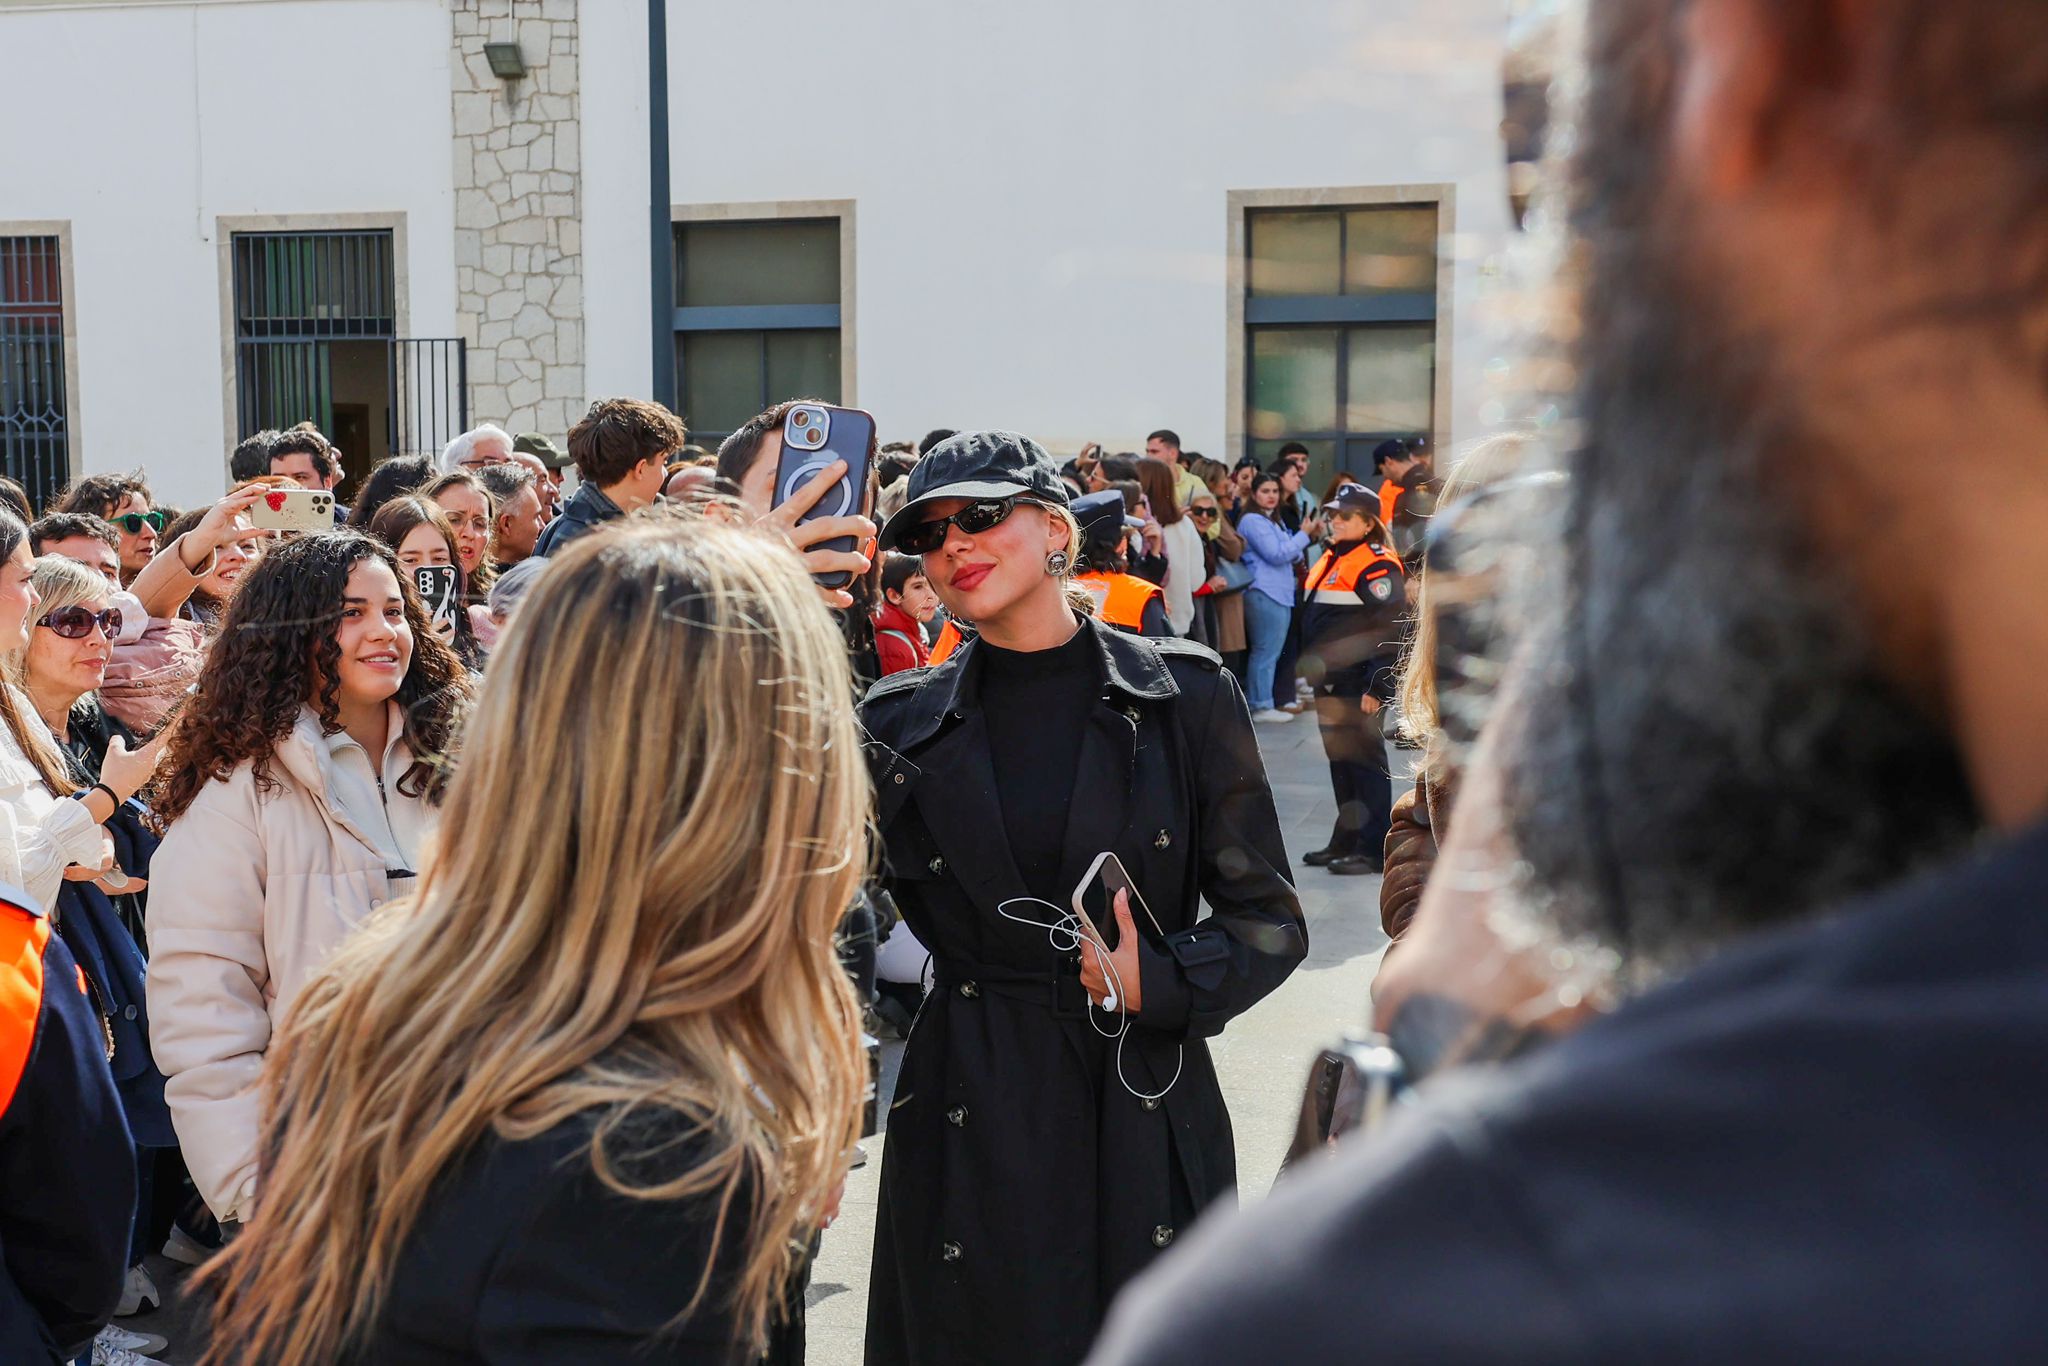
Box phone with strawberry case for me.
[248,486,336,531]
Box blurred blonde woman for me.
[197,519,868,1366]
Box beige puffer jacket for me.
[146,705,431,1222]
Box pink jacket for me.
[145,706,430,1221]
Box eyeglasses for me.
[896,496,1052,556]
[38,606,122,640]
[112,511,165,535]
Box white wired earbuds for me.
[997,896,1185,1104]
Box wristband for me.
[89,782,120,808]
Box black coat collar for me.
[893,615,1178,753]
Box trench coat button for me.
[929,855,946,876]
[1151,1225,1175,1248]
[893,773,905,785]
[1124,706,1141,724]
[1154,829,1172,850]
[1141,1095,1161,1111]
[958,981,980,999]
[946,1104,968,1127]
[123,1004,138,1021]
[941,1240,964,1262]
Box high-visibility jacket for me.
[1378,480,1403,532]
[0,888,135,1362]
[1074,572,1165,634]
[930,619,964,665]
[1306,540,1405,609]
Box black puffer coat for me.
[860,618,1306,1365]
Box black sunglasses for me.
[897,496,1052,556]
[112,511,165,535]
[38,606,122,640]
[1189,507,1219,520]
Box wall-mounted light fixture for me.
[484,42,527,79]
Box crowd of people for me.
[6,3,2047,1362]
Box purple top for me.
[1238,512,1309,606]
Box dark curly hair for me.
[151,531,472,829]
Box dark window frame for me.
[672,216,845,445]
[0,234,73,509]
[1243,204,1439,486]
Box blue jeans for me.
[1244,588,1292,710]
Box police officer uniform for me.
[0,884,135,1363]
[1298,487,1410,874]
[1071,490,1171,638]
[862,434,1307,1366]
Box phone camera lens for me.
[792,411,809,427]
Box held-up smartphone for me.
[1070,851,1166,955]
[770,402,877,589]
[247,486,336,532]
[413,565,460,635]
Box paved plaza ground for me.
[136,711,1396,1364]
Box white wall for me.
[0,0,456,506]
[582,0,1512,458]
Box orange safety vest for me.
[1306,541,1404,608]
[1377,480,1403,532]
[1074,572,1163,634]
[929,619,964,665]
[0,897,52,1119]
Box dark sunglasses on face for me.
[897,495,1051,556]
[113,511,165,535]
[39,606,122,639]
[1190,507,1219,521]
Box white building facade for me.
[1,0,1512,508]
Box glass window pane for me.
[681,331,763,436]
[1345,325,1435,433]
[677,220,840,308]
[765,330,841,407]
[1250,439,1339,499]
[1249,328,1338,437]
[1248,212,1341,297]
[1344,206,1438,296]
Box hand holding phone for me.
[1072,852,1164,1013]
[413,565,460,637]
[766,403,879,598]
[247,487,336,532]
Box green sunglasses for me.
[113,511,166,535]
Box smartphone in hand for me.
[413,564,460,635]
[248,487,336,532]
[1071,851,1165,954]
[770,402,877,588]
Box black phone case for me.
[413,565,458,622]
[771,404,877,589]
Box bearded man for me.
[1090,1,2048,1360]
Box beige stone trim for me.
[1224,183,1457,462]
[672,199,858,406]
[0,219,81,480]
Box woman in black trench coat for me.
[861,432,1308,1365]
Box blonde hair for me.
[1,556,112,791]
[198,519,870,1364]
[1398,431,1534,785]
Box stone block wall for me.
[450,0,584,442]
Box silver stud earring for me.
[1045,551,1071,577]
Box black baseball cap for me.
[878,431,1070,552]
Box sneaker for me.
[96,1325,170,1357]
[114,1264,159,1318]
[1280,700,1308,714]
[850,1142,870,1169]
[1251,709,1295,723]
[162,1222,216,1267]
[92,1329,169,1365]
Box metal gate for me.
[389,338,468,457]
[231,229,388,441]
[0,237,71,510]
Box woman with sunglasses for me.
[22,557,136,782]
[862,432,1306,1366]
[52,471,160,587]
[145,531,471,1229]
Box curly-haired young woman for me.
[196,520,866,1365]
[144,531,472,1226]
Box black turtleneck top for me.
[975,626,1098,901]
